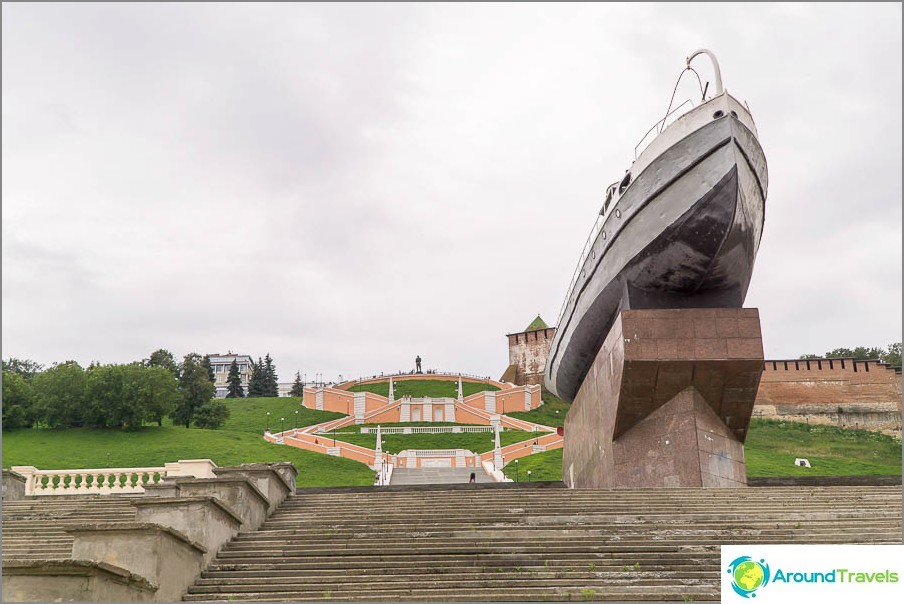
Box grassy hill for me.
[347,379,499,399]
[502,419,903,481]
[1,397,374,487]
[508,390,570,427]
[328,427,540,455]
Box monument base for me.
[563,308,764,489]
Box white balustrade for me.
[359,426,496,434]
[10,459,218,496]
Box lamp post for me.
[281,417,285,433]
[527,470,532,483]
[266,412,270,432]
[515,459,519,482]
[295,410,298,430]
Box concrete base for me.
[563,308,764,489]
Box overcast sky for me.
[3,3,901,383]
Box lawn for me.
[347,379,499,399]
[1,397,372,487]
[501,419,903,481]
[508,390,570,427]
[327,428,538,455]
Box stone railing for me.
[10,459,217,496]
[360,426,496,434]
[403,449,476,458]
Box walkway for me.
[389,467,496,485]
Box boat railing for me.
[555,213,606,329]
[634,98,694,160]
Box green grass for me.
[508,390,570,427]
[347,379,499,399]
[328,428,539,455]
[743,419,902,476]
[503,449,562,482]
[222,397,346,434]
[503,419,903,481]
[1,397,370,487]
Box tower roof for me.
[524,315,548,332]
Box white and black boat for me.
[545,49,768,403]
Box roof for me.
[524,315,548,332]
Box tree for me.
[174,353,215,428]
[128,365,180,427]
[193,400,230,429]
[201,354,215,384]
[289,371,304,397]
[2,370,34,430]
[2,358,44,381]
[263,353,278,397]
[226,360,244,398]
[881,342,901,368]
[31,361,88,428]
[145,349,180,380]
[247,357,266,398]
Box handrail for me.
[634,98,693,159]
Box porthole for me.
[730,110,738,119]
[591,250,596,260]
[713,110,725,119]
[615,209,621,218]
[602,231,607,240]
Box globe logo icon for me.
[726,556,771,598]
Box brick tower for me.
[502,315,557,386]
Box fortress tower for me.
[502,315,557,386]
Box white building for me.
[208,353,254,398]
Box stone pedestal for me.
[562,308,764,489]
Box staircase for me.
[2,497,137,561]
[185,484,902,601]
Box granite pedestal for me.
[562,308,764,488]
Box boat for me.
[545,49,768,403]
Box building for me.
[207,353,254,398]
[501,315,557,386]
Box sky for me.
[2,3,901,384]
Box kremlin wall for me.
[505,316,903,437]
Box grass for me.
[508,390,570,427]
[327,428,539,454]
[503,449,563,482]
[503,419,903,481]
[347,379,499,399]
[1,397,372,487]
[743,418,902,476]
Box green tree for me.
[247,357,265,397]
[226,360,245,398]
[881,343,901,367]
[263,353,278,397]
[31,361,88,428]
[2,358,44,381]
[192,399,230,429]
[174,353,215,428]
[289,371,304,397]
[128,364,180,427]
[2,370,35,430]
[85,364,129,429]
[201,354,215,384]
[145,349,180,380]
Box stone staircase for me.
[2,497,138,561]
[185,484,902,602]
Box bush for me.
[193,400,230,429]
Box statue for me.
[415,355,422,374]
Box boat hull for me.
[546,115,767,402]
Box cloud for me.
[3,3,901,381]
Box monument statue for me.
[546,50,767,489]
[415,355,422,374]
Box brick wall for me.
[754,358,902,436]
[507,327,557,386]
